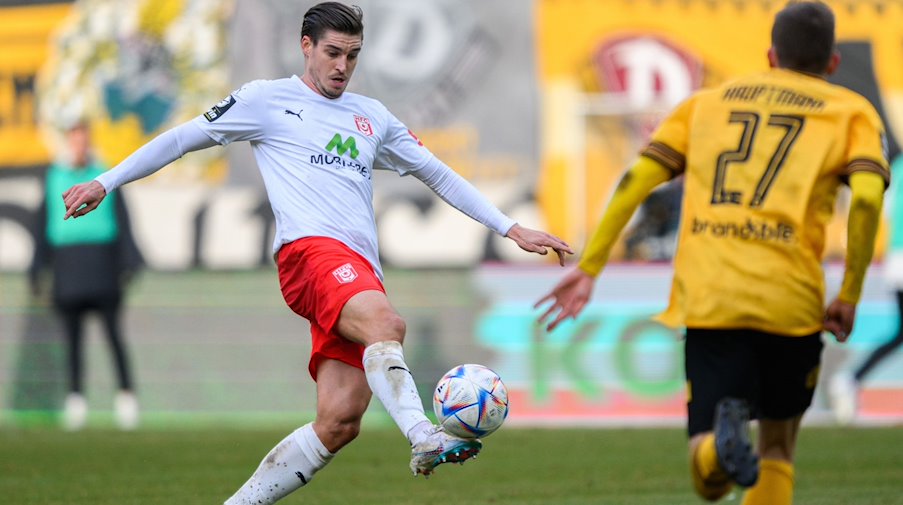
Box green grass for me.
[3,426,903,504]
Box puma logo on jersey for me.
[284,109,304,121]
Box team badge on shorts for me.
[354,115,373,136]
[333,263,358,284]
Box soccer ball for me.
[432,364,509,439]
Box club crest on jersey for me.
[333,263,358,284]
[354,115,373,136]
[204,95,236,122]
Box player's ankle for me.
[406,420,434,446]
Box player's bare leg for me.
[740,416,799,505]
[338,290,481,476]
[224,360,369,505]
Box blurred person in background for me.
[59,2,571,504]
[623,179,682,261]
[829,154,903,424]
[30,120,144,431]
[536,2,888,504]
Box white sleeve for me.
[192,80,268,145]
[95,121,217,192]
[410,157,517,236]
[373,109,433,174]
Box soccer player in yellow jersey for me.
[536,2,889,504]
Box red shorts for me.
[276,237,385,380]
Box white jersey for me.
[193,76,441,278]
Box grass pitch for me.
[3,426,903,505]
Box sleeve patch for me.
[641,141,686,176]
[844,158,891,188]
[203,95,236,122]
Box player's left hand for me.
[824,298,856,343]
[534,267,595,331]
[505,224,573,266]
[62,180,107,219]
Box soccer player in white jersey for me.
[61,2,572,504]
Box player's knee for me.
[371,312,406,344]
[387,313,406,341]
[320,417,362,450]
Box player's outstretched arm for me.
[534,156,672,331]
[825,171,886,342]
[410,157,572,261]
[505,224,573,266]
[62,121,217,219]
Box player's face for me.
[301,30,362,99]
[66,124,91,167]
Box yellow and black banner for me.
[536,0,903,253]
[0,2,72,168]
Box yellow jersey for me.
[646,68,890,336]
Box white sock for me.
[362,341,432,446]
[224,423,333,505]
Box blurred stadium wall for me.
[1,0,901,426]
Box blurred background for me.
[1,0,902,430]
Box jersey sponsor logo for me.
[203,95,236,122]
[354,115,373,136]
[325,134,360,159]
[332,263,358,284]
[284,109,304,121]
[310,154,372,179]
[690,217,795,244]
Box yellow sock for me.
[690,434,732,501]
[741,459,794,505]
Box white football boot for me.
[409,426,482,477]
[828,371,858,426]
[62,393,88,431]
[114,391,140,431]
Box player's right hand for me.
[824,298,856,343]
[63,180,107,220]
[505,224,573,266]
[534,267,595,331]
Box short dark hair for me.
[771,1,835,74]
[301,2,364,44]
